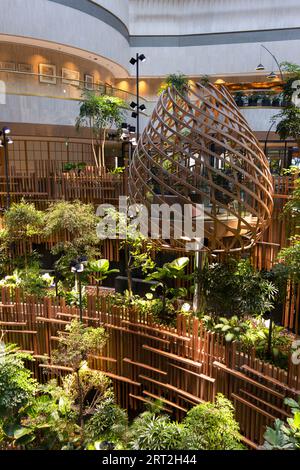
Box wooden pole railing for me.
[0,287,299,448]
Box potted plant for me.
[76,162,87,174]
[261,94,272,106]
[272,94,281,107]
[158,73,190,96]
[63,162,77,173]
[248,93,261,106]
[234,91,244,107]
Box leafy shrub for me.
[158,73,190,96]
[0,345,37,418]
[85,396,128,447]
[43,200,100,282]
[0,268,54,298]
[200,259,277,317]
[3,381,79,450]
[262,397,300,450]
[203,315,293,368]
[182,394,244,450]
[128,410,183,450]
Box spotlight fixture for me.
[2,127,10,135]
[129,53,146,138]
[255,45,284,81]
[70,256,87,322]
[129,54,146,65]
[70,263,84,274]
[120,123,137,148]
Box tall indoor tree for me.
[273,62,300,147]
[76,92,126,169]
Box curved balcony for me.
[0,69,148,127]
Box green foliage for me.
[272,62,300,144]
[44,200,98,241]
[0,345,244,452]
[62,367,112,415]
[128,395,243,451]
[44,200,100,282]
[200,259,277,317]
[262,397,300,450]
[245,321,293,366]
[146,257,190,324]
[109,166,125,175]
[129,409,183,450]
[158,73,190,96]
[63,285,87,308]
[279,236,300,282]
[98,207,156,297]
[0,267,54,298]
[182,394,244,450]
[3,381,79,449]
[202,315,293,368]
[76,92,126,167]
[51,320,107,371]
[85,396,128,447]
[1,373,114,450]
[279,61,300,102]
[0,344,37,418]
[209,315,250,343]
[3,200,44,241]
[0,326,123,451]
[46,321,110,447]
[88,259,119,288]
[110,292,177,326]
[76,92,125,133]
[263,263,290,303]
[274,107,300,143]
[1,200,45,269]
[283,176,300,225]
[277,172,300,282]
[63,162,87,173]
[147,257,190,285]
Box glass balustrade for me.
[0,69,147,108]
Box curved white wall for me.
[240,108,280,133]
[93,0,129,28]
[0,0,130,74]
[130,39,300,77]
[129,0,300,35]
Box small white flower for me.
[181,303,191,313]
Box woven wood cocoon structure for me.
[129,83,274,253]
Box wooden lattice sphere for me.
[129,83,274,252]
